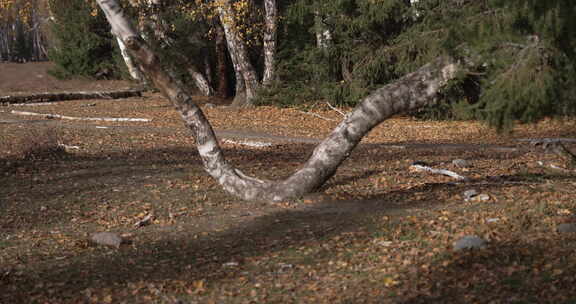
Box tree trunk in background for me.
[215,25,230,98]
[217,0,259,106]
[0,0,49,62]
[96,0,462,202]
[262,0,277,85]
[314,10,332,49]
[137,0,214,94]
[187,64,214,96]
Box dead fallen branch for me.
[537,161,574,173]
[409,163,469,181]
[0,89,143,105]
[326,102,347,117]
[297,110,336,122]
[222,139,274,148]
[10,110,151,122]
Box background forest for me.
[1,0,575,129]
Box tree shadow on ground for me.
[396,238,576,303]
[2,166,574,302]
[2,139,574,302]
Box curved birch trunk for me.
[96,0,461,202]
[217,0,259,106]
[262,0,277,85]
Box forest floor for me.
[1,63,576,303]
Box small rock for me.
[557,223,576,233]
[463,189,479,201]
[453,235,487,251]
[91,232,123,248]
[452,159,471,168]
[223,262,239,268]
[486,218,500,223]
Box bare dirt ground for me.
[1,63,576,303]
[0,62,136,95]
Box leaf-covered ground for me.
[1,92,576,303]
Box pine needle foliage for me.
[48,0,122,79]
[267,0,576,130]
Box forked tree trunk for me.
[96,0,461,202]
[262,0,277,85]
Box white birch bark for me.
[262,0,277,85]
[117,37,143,80]
[96,0,462,202]
[187,64,214,96]
[217,0,259,105]
[314,10,332,49]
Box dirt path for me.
[0,62,136,95]
[0,112,523,152]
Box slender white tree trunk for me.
[187,64,214,96]
[314,10,332,49]
[96,0,462,202]
[116,37,143,80]
[217,0,259,106]
[262,0,277,85]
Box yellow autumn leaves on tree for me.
[0,0,35,26]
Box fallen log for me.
[0,89,143,105]
[10,110,151,122]
[409,163,469,181]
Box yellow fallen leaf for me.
[102,294,113,304]
[383,277,399,287]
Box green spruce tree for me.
[265,0,576,130]
[48,0,122,79]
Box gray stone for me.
[453,235,487,251]
[557,223,576,233]
[452,159,471,168]
[463,189,479,201]
[91,232,123,248]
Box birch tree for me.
[262,0,277,84]
[95,0,462,202]
[217,0,260,106]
